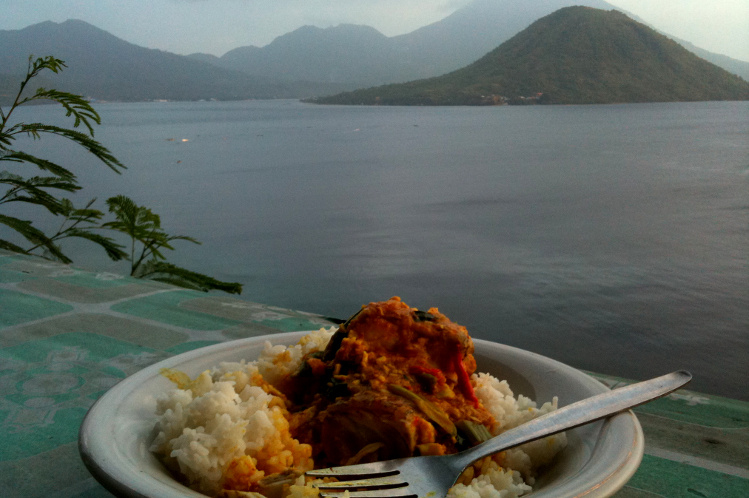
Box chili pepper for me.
[453,351,479,408]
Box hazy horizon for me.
[3,0,748,63]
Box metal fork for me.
[306,370,691,498]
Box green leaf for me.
[102,195,204,274]
[16,197,125,262]
[135,260,243,294]
[63,228,127,261]
[0,173,80,214]
[0,150,77,179]
[0,213,71,263]
[13,123,124,173]
[102,195,160,239]
[1,56,67,125]
[31,89,101,136]
[28,56,68,77]
[0,239,30,254]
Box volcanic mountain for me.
[309,7,749,106]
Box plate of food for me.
[79,297,643,497]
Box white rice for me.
[150,327,566,497]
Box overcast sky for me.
[2,0,748,62]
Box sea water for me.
[8,100,749,399]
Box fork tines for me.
[307,471,416,498]
[316,488,416,498]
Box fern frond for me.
[0,172,80,192]
[28,56,68,77]
[102,195,160,237]
[166,234,201,245]
[135,260,243,294]
[0,239,30,254]
[0,150,77,178]
[15,123,124,173]
[31,89,101,135]
[1,56,67,125]
[63,228,127,261]
[0,213,71,263]
[62,202,106,223]
[1,173,80,213]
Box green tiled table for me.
[1,250,747,497]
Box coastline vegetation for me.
[0,56,242,294]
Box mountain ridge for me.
[0,19,281,101]
[188,0,619,86]
[190,0,749,85]
[217,24,402,87]
[0,19,350,102]
[2,2,747,103]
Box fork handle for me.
[450,370,691,471]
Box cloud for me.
[609,0,749,61]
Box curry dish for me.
[152,296,564,497]
[279,296,497,466]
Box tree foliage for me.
[1,56,126,262]
[0,55,242,294]
[102,195,242,294]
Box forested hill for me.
[309,7,749,106]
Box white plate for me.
[79,331,644,497]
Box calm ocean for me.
[11,100,749,399]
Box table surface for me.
[1,250,747,498]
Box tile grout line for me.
[644,446,749,479]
